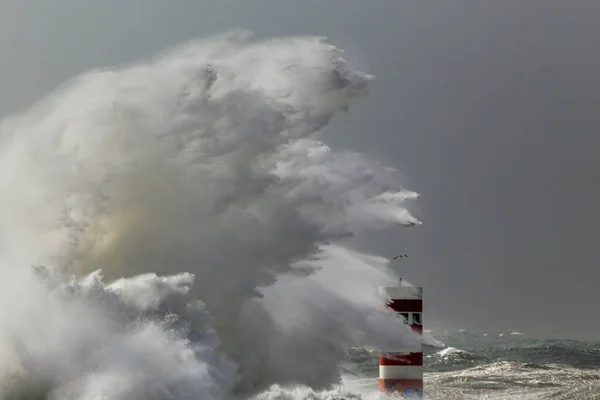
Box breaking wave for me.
[0,31,420,399]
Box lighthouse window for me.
[412,313,422,325]
[400,313,409,322]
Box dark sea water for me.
[350,332,600,399]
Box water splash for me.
[0,31,420,398]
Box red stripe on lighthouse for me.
[380,352,423,366]
[386,299,422,313]
[410,325,423,335]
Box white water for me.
[0,31,421,399]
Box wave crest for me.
[0,31,420,398]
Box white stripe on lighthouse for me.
[379,365,424,380]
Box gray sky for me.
[1,0,599,340]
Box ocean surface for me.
[349,332,600,399]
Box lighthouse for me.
[378,278,423,398]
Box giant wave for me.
[0,31,421,399]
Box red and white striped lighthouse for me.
[378,278,423,398]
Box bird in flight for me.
[392,254,408,259]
